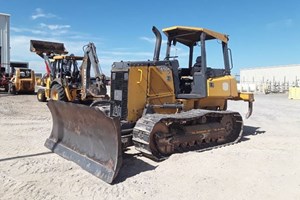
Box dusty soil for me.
[0,93,299,200]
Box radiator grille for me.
[110,72,128,120]
[21,81,31,90]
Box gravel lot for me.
[0,92,299,200]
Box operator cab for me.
[51,55,83,84]
[163,26,232,99]
[19,68,32,78]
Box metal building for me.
[0,13,10,74]
[239,64,300,93]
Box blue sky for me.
[1,0,300,75]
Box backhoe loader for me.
[30,40,107,102]
[44,26,254,184]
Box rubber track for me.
[132,109,243,161]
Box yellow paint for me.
[127,65,178,121]
[199,98,227,110]
[289,87,300,100]
[36,77,42,86]
[127,67,148,122]
[163,26,228,43]
[45,77,51,99]
[59,85,78,101]
[12,68,35,93]
[137,69,143,84]
[232,92,254,102]
[53,55,84,60]
[126,65,252,122]
[38,93,41,99]
[64,86,73,101]
[51,89,59,100]
[207,75,238,98]
[147,66,175,99]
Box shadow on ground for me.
[115,125,266,183]
[0,126,265,184]
[241,125,265,142]
[0,92,14,97]
[114,152,157,184]
[0,91,36,97]
[0,151,53,162]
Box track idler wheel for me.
[149,122,174,157]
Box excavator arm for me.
[80,43,107,100]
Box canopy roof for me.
[163,26,229,46]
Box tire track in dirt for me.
[2,94,300,199]
[0,171,61,200]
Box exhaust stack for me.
[152,26,162,61]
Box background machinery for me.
[30,40,107,102]
[44,26,254,184]
[8,67,35,94]
[0,66,9,92]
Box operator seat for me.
[191,56,202,75]
[176,55,207,99]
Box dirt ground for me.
[0,92,299,200]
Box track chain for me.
[132,109,243,161]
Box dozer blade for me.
[30,40,68,55]
[45,100,122,184]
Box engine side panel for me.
[110,64,129,120]
[127,67,148,122]
[206,75,238,98]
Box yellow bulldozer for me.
[8,68,35,94]
[30,40,107,103]
[44,26,254,184]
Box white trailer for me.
[0,13,10,74]
[240,64,300,93]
